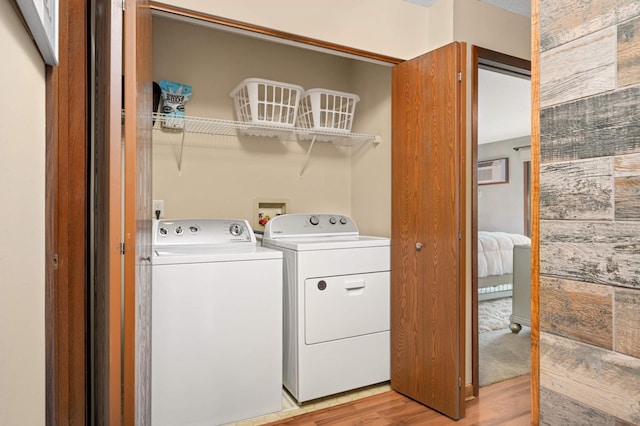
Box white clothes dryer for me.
[262,214,390,403]
[151,219,282,426]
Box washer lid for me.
[153,245,282,265]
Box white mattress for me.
[478,231,531,278]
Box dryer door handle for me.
[344,279,366,290]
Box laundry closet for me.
[149,10,396,424]
[145,1,483,421]
[151,13,393,236]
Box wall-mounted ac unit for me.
[478,158,508,185]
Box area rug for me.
[479,297,530,386]
[478,297,513,333]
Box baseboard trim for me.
[465,384,475,401]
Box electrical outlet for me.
[152,200,164,219]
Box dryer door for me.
[304,271,390,345]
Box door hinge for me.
[458,231,462,240]
[458,72,462,82]
[121,0,125,11]
[52,254,59,270]
[458,377,462,388]
[120,243,125,255]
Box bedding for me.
[478,231,531,279]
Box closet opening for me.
[471,46,532,396]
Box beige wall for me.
[453,0,531,60]
[154,0,431,60]
[0,3,46,425]
[426,0,455,51]
[156,0,531,61]
[349,61,392,237]
[152,17,375,230]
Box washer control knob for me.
[159,227,168,236]
[189,225,199,234]
[329,217,337,225]
[175,226,183,235]
[339,217,348,225]
[229,223,244,236]
[309,215,320,226]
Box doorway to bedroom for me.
[473,47,532,390]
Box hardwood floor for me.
[264,374,530,425]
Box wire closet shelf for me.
[151,112,380,175]
[151,112,377,146]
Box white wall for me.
[478,136,530,235]
[0,3,46,425]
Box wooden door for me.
[123,0,153,424]
[391,41,466,420]
[46,0,89,422]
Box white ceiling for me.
[403,0,531,17]
[478,68,531,144]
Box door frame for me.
[124,3,403,423]
[470,46,531,397]
[46,0,89,423]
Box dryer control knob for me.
[309,215,320,226]
[229,223,244,236]
[329,217,337,224]
[339,217,347,225]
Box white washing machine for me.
[262,213,390,403]
[151,219,283,426]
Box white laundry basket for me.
[230,78,304,128]
[297,88,360,134]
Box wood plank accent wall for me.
[540,27,616,108]
[539,0,640,51]
[618,16,640,87]
[539,0,640,424]
[539,158,614,220]
[540,87,640,162]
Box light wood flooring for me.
[263,374,531,425]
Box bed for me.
[478,231,531,301]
